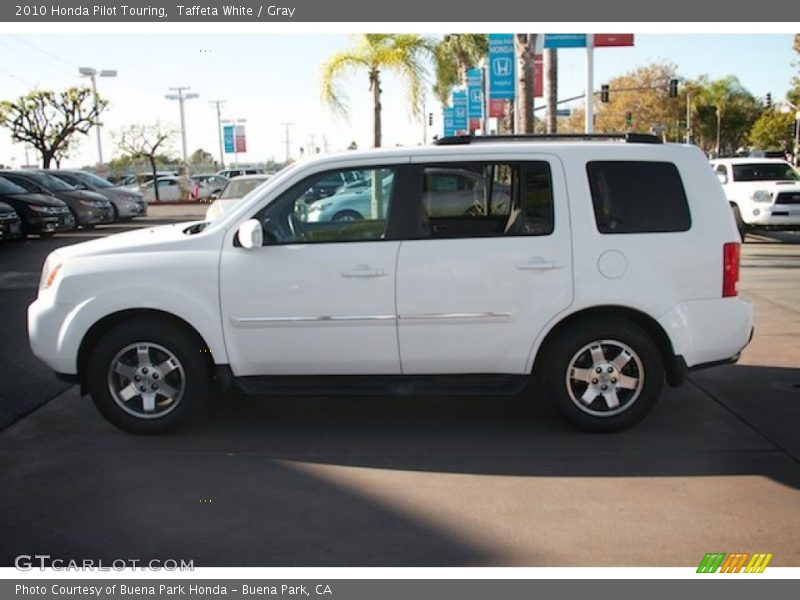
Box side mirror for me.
[237,219,263,249]
[717,173,728,185]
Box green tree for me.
[189,148,215,166]
[321,34,433,147]
[432,34,488,106]
[789,34,800,106]
[114,122,177,202]
[0,87,105,168]
[749,110,795,151]
[695,76,758,157]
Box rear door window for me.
[587,161,691,234]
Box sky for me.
[0,33,796,169]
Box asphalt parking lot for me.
[0,211,798,567]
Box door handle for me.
[516,257,564,271]
[340,264,389,278]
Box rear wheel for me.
[86,318,210,433]
[540,316,664,432]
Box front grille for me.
[0,212,18,221]
[775,192,800,205]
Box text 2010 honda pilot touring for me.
[28,134,753,433]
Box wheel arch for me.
[531,305,686,387]
[76,308,216,394]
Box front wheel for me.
[540,317,664,432]
[86,318,210,433]
[731,204,747,241]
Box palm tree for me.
[698,76,750,157]
[321,34,433,148]
[515,34,539,134]
[432,34,488,106]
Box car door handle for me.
[516,257,564,271]
[340,265,389,278]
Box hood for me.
[51,221,207,262]
[1,192,67,207]
[733,180,800,194]
[61,189,111,203]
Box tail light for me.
[723,242,740,297]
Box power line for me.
[10,35,78,69]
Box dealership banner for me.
[488,34,515,101]
[0,1,783,20]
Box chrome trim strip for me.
[399,312,513,321]
[233,315,396,326]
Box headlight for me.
[751,190,773,203]
[39,258,63,290]
[78,199,105,207]
[28,205,55,214]
[308,202,332,212]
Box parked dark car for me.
[0,175,75,237]
[0,170,114,227]
[0,200,22,242]
[48,170,147,220]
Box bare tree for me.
[0,87,105,168]
[114,123,176,202]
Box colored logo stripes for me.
[697,553,773,573]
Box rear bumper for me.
[658,297,754,369]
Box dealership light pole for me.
[79,66,116,175]
[209,99,226,169]
[165,86,199,165]
[281,122,294,163]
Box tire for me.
[332,210,363,222]
[86,317,210,433]
[539,316,664,432]
[731,204,747,241]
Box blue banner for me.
[223,125,234,153]
[452,90,468,133]
[488,33,515,100]
[543,34,588,48]
[466,68,483,120]
[443,107,455,137]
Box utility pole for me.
[209,99,225,169]
[281,122,294,163]
[165,86,199,165]
[685,92,692,145]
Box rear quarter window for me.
[587,161,691,234]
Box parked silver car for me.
[49,170,146,220]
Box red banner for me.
[489,99,506,118]
[594,34,634,47]
[234,125,247,152]
[534,54,543,98]
[469,118,481,132]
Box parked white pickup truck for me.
[710,158,800,238]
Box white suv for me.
[28,134,753,433]
[710,157,800,238]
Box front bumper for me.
[76,205,115,226]
[0,215,22,240]
[28,291,80,374]
[745,205,800,229]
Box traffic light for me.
[428,112,434,126]
[765,92,772,108]
[601,84,610,103]
[669,79,679,98]
[625,112,633,127]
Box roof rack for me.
[434,133,662,146]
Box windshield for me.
[0,176,28,195]
[74,171,113,188]
[24,171,76,191]
[732,163,800,182]
[220,177,269,199]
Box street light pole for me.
[79,66,116,175]
[165,86,199,165]
[209,100,225,169]
[280,122,294,163]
